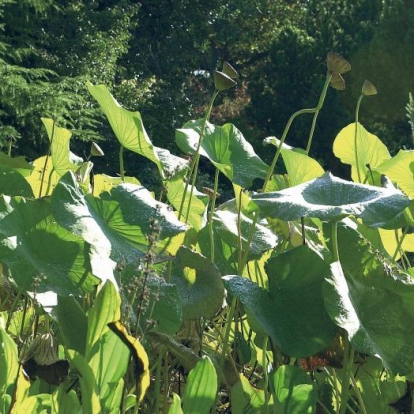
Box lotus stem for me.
[354,94,364,183]
[306,74,332,154]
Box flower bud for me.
[362,80,377,96]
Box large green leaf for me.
[324,258,414,374]
[375,150,414,197]
[249,172,412,228]
[0,196,99,295]
[223,246,337,357]
[273,365,316,413]
[333,122,391,183]
[322,223,414,375]
[172,246,224,319]
[51,172,187,276]
[87,82,188,179]
[176,120,268,188]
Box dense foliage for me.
[2,1,414,412]
[1,50,414,413]
[1,0,414,175]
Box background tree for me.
[1,0,414,183]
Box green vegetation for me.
[2,1,414,412]
[1,50,414,413]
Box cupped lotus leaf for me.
[176,120,268,188]
[264,136,324,186]
[165,177,209,231]
[52,173,187,274]
[249,172,412,228]
[375,150,414,197]
[172,246,224,319]
[333,122,390,183]
[0,196,99,295]
[223,246,337,357]
[41,118,73,177]
[87,82,188,179]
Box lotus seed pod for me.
[222,61,239,79]
[90,142,104,157]
[362,80,378,96]
[213,70,237,91]
[326,52,351,74]
[329,73,346,90]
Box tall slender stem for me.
[39,119,56,198]
[331,221,340,262]
[354,94,364,183]
[178,90,219,222]
[306,74,332,154]
[339,337,354,414]
[208,169,220,262]
[119,145,125,181]
[262,108,314,191]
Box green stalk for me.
[331,221,340,262]
[354,94,364,183]
[178,90,219,222]
[392,227,409,262]
[119,145,125,181]
[209,168,220,262]
[39,119,56,198]
[305,74,333,154]
[350,372,367,414]
[263,74,332,191]
[262,107,314,191]
[339,337,354,414]
[262,336,270,414]
[215,297,237,411]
